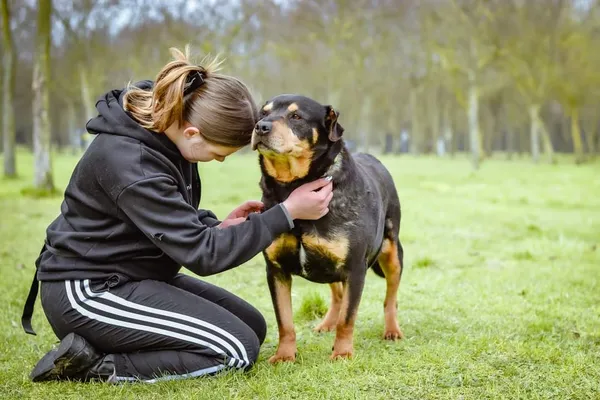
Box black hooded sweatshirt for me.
[34,81,293,283]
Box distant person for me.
[22,47,333,384]
[436,137,446,157]
[400,130,410,153]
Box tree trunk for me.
[1,0,16,177]
[483,108,494,158]
[385,93,398,154]
[409,88,421,154]
[0,61,3,154]
[586,126,597,158]
[570,106,584,164]
[506,126,514,160]
[360,96,372,153]
[430,87,441,155]
[386,103,396,143]
[443,101,455,157]
[580,112,597,158]
[539,119,555,164]
[67,101,79,155]
[467,75,480,170]
[79,67,96,149]
[517,126,525,156]
[529,104,542,163]
[0,46,3,153]
[383,134,393,154]
[32,0,54,191]
[488,102,502,157]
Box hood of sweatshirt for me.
[85,80,183,162]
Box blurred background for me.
[1,0,599,186]
[2,3,599,396]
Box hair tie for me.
[183,70,205,96]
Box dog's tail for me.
[370,261,385,278]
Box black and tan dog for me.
[251,94,404,362]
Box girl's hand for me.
[226,200,264,219]
[217,201,264,229]
[282,177,333,220]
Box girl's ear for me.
[183,126,200,140]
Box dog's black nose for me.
[255,120,272,135]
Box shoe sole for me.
[30,332,79,382]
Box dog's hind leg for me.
[314,282,344,333]
[378,237,404,340]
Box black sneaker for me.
[30,332,115,383]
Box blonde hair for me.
[123,46,258,148]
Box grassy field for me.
[0,149,599,399]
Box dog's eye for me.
[291,113,302,120]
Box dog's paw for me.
[330,339,354,360]
[383,325,404,341]
[330,347,353,360]
[268,349,297,364]
[314,320,337,333]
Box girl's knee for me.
[253,312,267,345]
[240,305,267,346]
[244,330,261,366]
[205,312,263,369]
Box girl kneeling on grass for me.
[22,47,333,383]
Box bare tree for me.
[428,0,505,169]
[553,2,600,163]
[32,0,54,191]
[2,0,598,167]
[1,0,16,177]
[497,0,567,164]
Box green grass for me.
[1,149,599,399]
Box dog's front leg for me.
[331,262,366,360]
[267,264,297,363]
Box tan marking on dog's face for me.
[312,127,319,144]
[258,120,314,183]
[265,233,298,266]
[264,120,306,154]
[301,233,349,267]
[263,102,274,112]
[287,103,298,112]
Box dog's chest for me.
[264,229,349,283]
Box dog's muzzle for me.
[255,120,272,136]
[252,120,273,150]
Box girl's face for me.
[165,122,242,163]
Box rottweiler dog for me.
[251,94,404,362]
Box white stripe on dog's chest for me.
[299,244,308,276]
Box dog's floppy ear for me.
[324,105,344,142]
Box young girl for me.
[24,47,333,383]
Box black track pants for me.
[40,273,267,383]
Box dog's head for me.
[251,94,344,183]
